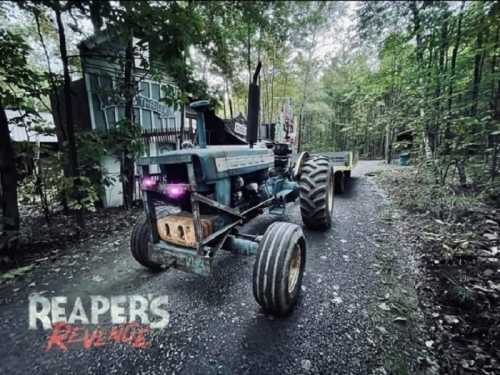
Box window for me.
[142,109,152,130]
[106,107,116,126]
[101,75,112,90]
[90,74,100,92]
[168,117,176,130]
[140,81,150,98]
[100,75,113,107]
[154,113,162,129]
[133,108,140,125]
[151,83,160,101]
[117,106,125,121]
[91,93,106,131]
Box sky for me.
[314,2,360,63]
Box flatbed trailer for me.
[319,151,357,193]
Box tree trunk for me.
[55,6,84,227]
[0,103,20,251]
[229,98,234,119]
[297,31,317,152]
[470,29,484,117]
[457,160,467,186]
[385,122,391,164]
[448,8,464,114]
[435,15,449,149]
[89,0,104,33]
[122,33,135,209]
[491,24,500,121]
[33,9,70,214]
[270,44,276,123]
[33,139,51,224]
[410,1,433,160]
[246,24,251,88]
[446,1,465,141]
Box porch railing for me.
[141,128,195,146]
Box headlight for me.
[164,184,189,200]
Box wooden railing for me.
[141,128,195,146]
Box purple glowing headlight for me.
[141,176,157,190]
[164,184,188,199]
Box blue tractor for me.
[131,64,334,316]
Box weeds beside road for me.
[377,166,500,374]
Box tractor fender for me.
[292,151,310,180]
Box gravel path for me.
[0,160,405,375]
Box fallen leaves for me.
[0,264,34,283]
[331,296,343,305]
[443,315,459,325]
[378,302,391,311]
[376,168,500,374]
[483,232,498,241]
[92,275,104,283]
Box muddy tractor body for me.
[131,67,334,316]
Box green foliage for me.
[0,29,48,108]
[60,175,99,212]
[100,119,144,160]
[302,1,499,196]
[17,148,62,213]
[17,132,106,217]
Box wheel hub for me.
[288,245,302,293]
[327,174,334,213]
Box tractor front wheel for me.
[130,217,162,271]
[253,222,306,316]
[299,156,334,230]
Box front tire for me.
[253,222,306,316]
[130,217,162,271]
[299,156,334,230]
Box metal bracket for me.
[269,197,287,216]
[192,192,243,218]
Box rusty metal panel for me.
[156,213,217,248]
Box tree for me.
[20,0,88,225]
[0,29,47,252]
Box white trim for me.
[215,154,274,172]
[84,73,97,130]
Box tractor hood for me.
[137,145,273,183]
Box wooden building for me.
[51,31,196,207]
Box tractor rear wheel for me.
[130,217,162,271]
[299,156,334,230]
[253,222,306,316]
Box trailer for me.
[322,151,357,193]
[297,151,356,194]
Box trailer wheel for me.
[253,222,306,316]
[299,156,334,230]
[334,171,345,194]
[130,217,162,271]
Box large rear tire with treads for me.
[299,156,334,230]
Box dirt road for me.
[0,160,415,375]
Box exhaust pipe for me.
[246,62,262,148]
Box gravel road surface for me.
[0,160,403,375]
